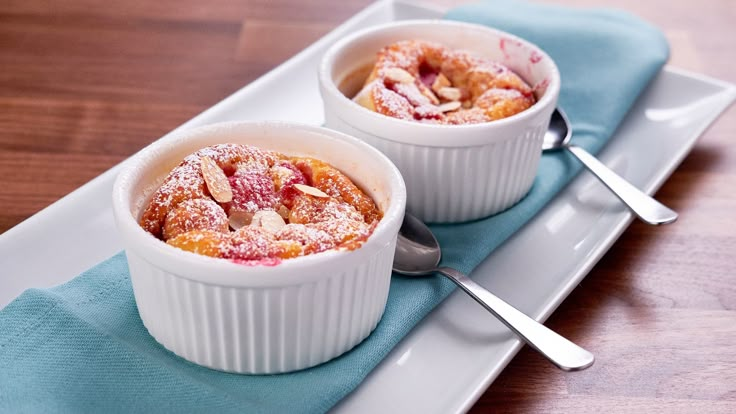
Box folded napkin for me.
[0,1,668,412]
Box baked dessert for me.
[353,40,536,124]
[140,143,381,265]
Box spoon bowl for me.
[542,108,677,225]
[542,106,573,151]
[393,213,595,371]
[392,212,442,274]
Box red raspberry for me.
[226,169,276,212]
[271,161,309,209]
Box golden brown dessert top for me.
[140,143,381,265]
[353,40,536,124]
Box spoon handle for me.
[437,266,594,371]
[567,144,678,225]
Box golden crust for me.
[140,143,278,238]
[140,143,382,264]
[162,198,229,240]
[353,40,535,124]
[292,157,382,224]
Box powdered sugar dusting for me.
[163,198,229,240]
[140,143,382,266]
[353,40,535,124]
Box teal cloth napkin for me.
[0,1,668,412]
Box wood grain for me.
[1,0,734,412]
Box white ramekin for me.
[319,20,560,223]
[112,122,406,374]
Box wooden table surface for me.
[1,0,734,412]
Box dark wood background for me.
[1,0,734,412]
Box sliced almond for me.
[436,87,462,102]
[437,101,462,113]
[252,210,286,233]
[228,210,254,230]
[276,204,290,220]
[201,156,233,203]
[294,183,329,198]
[431,72,451,92]
[418,83,440,105]
[383,67,415,84]
[352,81,378,111]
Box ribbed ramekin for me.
[319,20,560,223]
[112,122,406,374]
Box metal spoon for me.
[393,213,595,371]
[543,108,678,225]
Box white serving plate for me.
[0,1,733,413]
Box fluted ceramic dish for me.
[111,121,406,374]
[319,19,560,223]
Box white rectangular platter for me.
[0,1,734,412]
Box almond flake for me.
[228,210,254,230]
[201,156,233,203]
[383,67,415,84]
[352,81,378,111]
[294,183,329,198]
[252,210,286,233]
[419,83,440,105]
[437,101,462,113]
[431,73,451,92]
[277,204,290,219]
[437,87,462,102]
